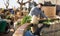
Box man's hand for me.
[43,18,51,20]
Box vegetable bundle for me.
[21,16,31,25]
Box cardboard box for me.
[42,6,56,18]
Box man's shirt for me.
[29,7,47,18]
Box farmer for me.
[25,3,48,36]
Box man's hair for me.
[38,3,43,6]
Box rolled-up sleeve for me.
[40,11,47,18]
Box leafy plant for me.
[21,16,31,25]
[17,22,21,25]
[43,18,51,25]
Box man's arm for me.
[40,11,48,18]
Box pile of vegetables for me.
[21,16,31,25]
[43,18,51,25]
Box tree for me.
[3,0,9,9]
[17,0,23,10]
[17,0,29,10]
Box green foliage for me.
[43,22,50,25]
[43,18,51,25]
[6,15,10,19]
[17,22,21,25]
[21,16,31,25]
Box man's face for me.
[38,4,42,8]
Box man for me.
[29,3,47,18]
[28,3,48,36]
[24,3,48,36]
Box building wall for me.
[38,0,56,4]
[39,0,60,11]
[38,0,60,5]
[56,0,60,5]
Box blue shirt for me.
[25,30,34,36]
[29,7,47,18]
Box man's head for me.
[28,0,31,1]
[37,3,43,8]
[28,0,34,3]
